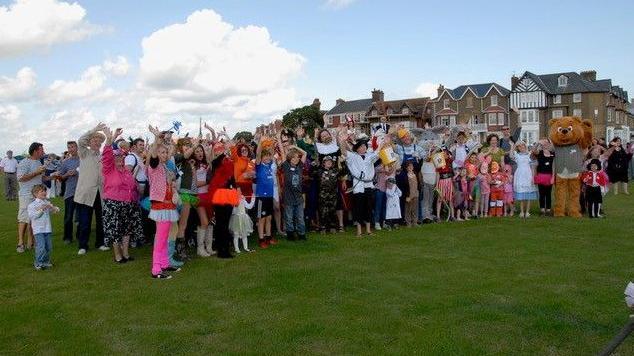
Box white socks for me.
[197,228,210,257]
[233,235,251,253]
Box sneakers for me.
[98,245,110,251]
[77,248,87,255]
[163,266,181,273]
[258,239,270,249]
[374,223,382,231]
[34,265,43,270]
[152,273,172,279]
[16,245,25,253]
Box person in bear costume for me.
[548,116,593,217]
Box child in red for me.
[489,161,506,217]
[581,159,608,218]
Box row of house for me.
[321,69,633,144]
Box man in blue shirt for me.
[56,141,80,245]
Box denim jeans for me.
[284,202,306,235]
[34,232,52,267]
[63,196,78,242]
[373,190,386,225]
[420,182,435,220]
[76,192,104,250]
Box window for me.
[326,116,333,125]
[371,109,378,116]
[466,96,473,108]
[439,116,455,126]
[573,109,582,117]
[402,107,409,115]
[552,109,563,119]
[386,108,393,115]
[554,95,561,104]
[488,113,497,126]
[491,95,498,106]
[573,93,582,103]
[443,99,449,109]
[521,130,538,145]
[497,113,505,126]
[520,110,538,123]
[558,75,568,87]
[607,108,613,122]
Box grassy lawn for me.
[2,181,634,355]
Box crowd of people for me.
[2,118,633,279]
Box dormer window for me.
[402,107,410,115]
[386,108,393,115]
[491,95,498,106]
[443,99,449,109]
[372,109,378,116]
[558,75,568,87]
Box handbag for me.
[533,173,552,186]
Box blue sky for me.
[0,0,633,153]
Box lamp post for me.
[599,282,634,355]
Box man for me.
[0,150,18,200]
[395,127,426,171]
[74,123,108,255]
[16,143,46,253]
[499,126,522,168]
[56,141,80,245]
[125,138,151,244]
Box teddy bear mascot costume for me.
[549,116,593,217]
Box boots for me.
[168,240,184,267]
[196,228,210,257]
[204,226,216,255]
[286,231,296,241]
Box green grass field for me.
[2,181,634,355]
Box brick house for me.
[255,119,283,137]
[323,89,432,134]
[509,70,630,144]
[432,83,511,141]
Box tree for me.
[233,131,254,143]
[282,104,324,136]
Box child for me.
[28,184,60,270]
[404,161,419,226]
[464,152,480,218]
[453,167,469,221]
[478,160,491,217]
[510,141,538,218]
[503,164,514,216]
[254,145,277,248]
[582,159,608,218]
[229,188,255,253]
[489,161,506,217]
[280,147,307,241]
[315,156,340,233]
[434,148,454,221]
[384,177,402,229]
[346,138,380,236]
[419,150,438,223]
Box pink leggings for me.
[152,221,171,275]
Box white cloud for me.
[0,0,104,57]
[43,56,129,104]
[415,82,439,98]
[103,56,130,77]
[0,67,37,101]
[139,9,305,122]
[0,105,29,153]
[324,0,357,9]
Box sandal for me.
[338,226,344,233]
[16,244,25,253]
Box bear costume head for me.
[548,116,593,149]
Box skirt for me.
[437,178,453,202]
[149,209,179,222]
[103,199,144,246]
[504,192,514,204]
[229,213,254,237]
[514,191,537,201]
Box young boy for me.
[314,156,340,233]
[255,144,277,248]
[384,177,402,229]
[582,159,608,218]
[280,147,307,240]
[28,184,60,270]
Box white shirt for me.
[124,152,147,183]
[28,198,59,234]
[0,157,18,173]
[345,151,379,193]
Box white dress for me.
[385,185,402,219]
[512,152,537,199]
[229,197,255,237]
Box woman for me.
[232,143,254,199]
[533,140,555,216]
[101,127,143,263]
[606,137,632,195]
[480,134,506,166]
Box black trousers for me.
[63,196,78,242]
[352,188,374,224]
[538,185,552,210]
[586,186,602,217]
[76,192,104,250]
[214,205,233,257]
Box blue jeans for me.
[373,190,386,225]
[34,232,52,267]
[284,202,306,235]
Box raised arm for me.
[101,126,116,175]
[78,122,107,158]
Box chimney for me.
[336,98,345,106]
[312,98,321,110]
[371,88,384,102]
[437,84,445,98]
[580,70,597,82]
[511,75,520,89]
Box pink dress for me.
[504,174,514,204]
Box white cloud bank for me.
[415,82,439,98]
[0,0,104,57]
[0,67,37,101]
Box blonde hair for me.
[31,184,47,196]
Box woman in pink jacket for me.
[101,127,143,263]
